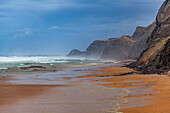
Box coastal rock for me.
[67,49,85,57]
[139,39,170,74]
[8,65,47,72]
[20,66,46,70]
[101,35,135,60]
[7,65,59,72]
[137,0,170,74]
[129,22,156,59]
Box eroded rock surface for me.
[129,22,156,59]
[100,36,135,60]
[137,0,170,74]
[83,38,117,58]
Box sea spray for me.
[0,56,106,69]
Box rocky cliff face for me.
[137,0,170,74]
[101,36,135,60]
[68,0,170,65]
[67,49,85,57]
[132,26,148,40]
[68,35,135,60]
[129,22,156,59]
[139,39,170,74]
[83,38,117,58]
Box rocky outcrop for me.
[67,49,85,57]
[139,39,170,74]
[129,22,156,59]
[137,0,170,74]
[8,65,55,72]
[101,35,135,60]
[83,38,117,58]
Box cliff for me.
[139,39,170,74]
[101,35,135,60]
[137,0,170,74]
[132,26,148,40]
[67,49,85,57]
[129,22,156,59]
[83,38,117,58]
[68,35,135,60]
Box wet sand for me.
[0,82,127,113]
[0,65,170,113]
[76,65,170,113]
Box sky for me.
[0,0,164,55]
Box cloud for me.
[24,31,32,35]
[0,0,164,13]
[13,28,33,38]
[0,0,94,12]
[50,25,59,30]
[0,0,164,55]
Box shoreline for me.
[0,64,169,113]
[75,65,170,113]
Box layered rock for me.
[67,49,85,57]
[129,22,156,59]
[132,26,148,40]
[139,39,170,74]
[101,35,135,60]
[137,0,170,74]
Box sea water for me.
[0,55,108,69]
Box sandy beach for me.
[0,0,169,112]
[0,64,170,113]
[76,65,170,113]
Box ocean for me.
[0,55,109,69]
[0,55,121,85]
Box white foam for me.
[0,56,103,68]
[0,67,8,69]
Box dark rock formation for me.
[101,35,135,60]
[139,39,170,74]
[67,49,85,57]
[129,22,156,59]
[83,38,117,58]
[137,0,170,74]
[8,65,49,72]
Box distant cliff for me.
[67,49,85,57]
[129,22,156,59]
[68,0,170,73]
[67,38,117,58]
[68,36,135,60]
[100,36,135,60]
[67,21,157,60]
[137,0,170,74]
[83,38,117,58]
